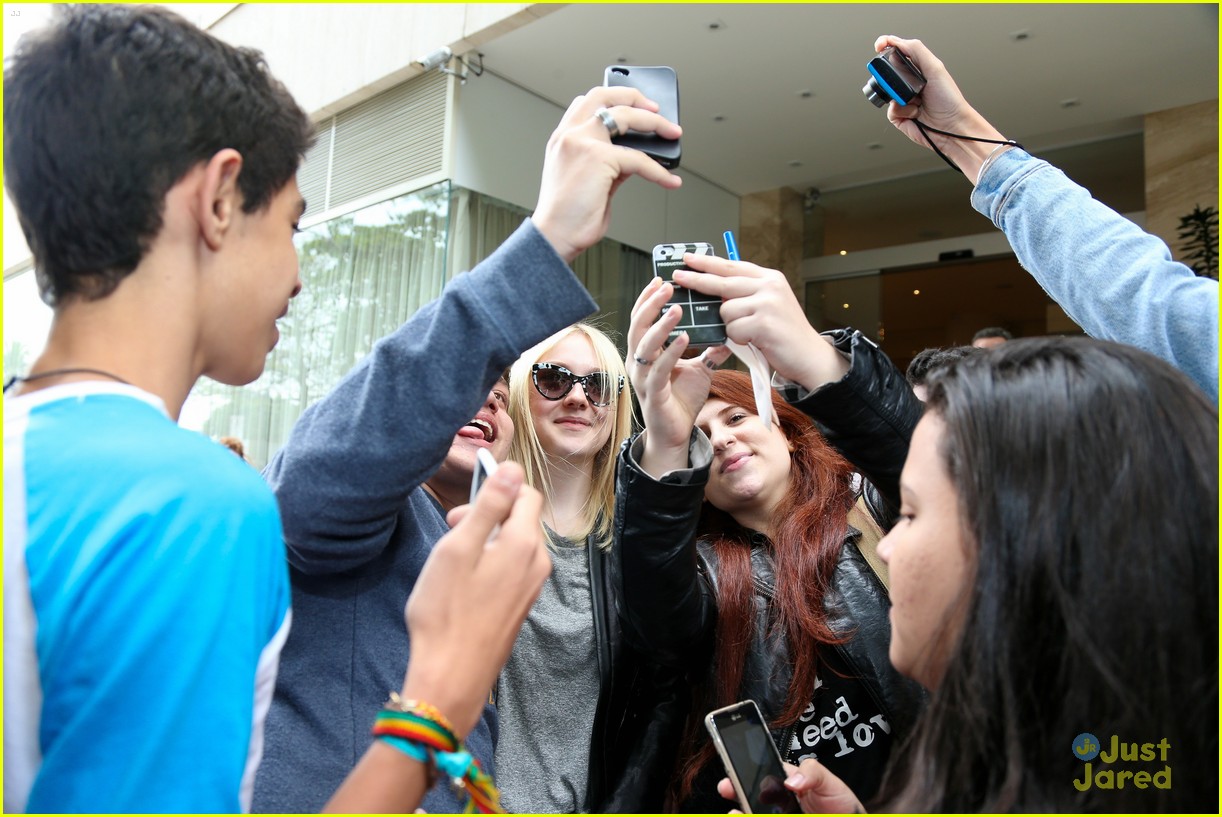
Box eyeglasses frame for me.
[530,362,624,407]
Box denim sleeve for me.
[972,148,1218,401]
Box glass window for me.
[448,188,651,356]
[5,180,657,467]
[804,274,882,342]
[185,181,453,467]
[3,269,52,384]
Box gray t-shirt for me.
[495,529,599,813]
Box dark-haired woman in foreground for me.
[740,337,1218,812]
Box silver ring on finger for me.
[594,106,621,139]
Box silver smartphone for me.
[705,700,802,814]
[468,447,499,504]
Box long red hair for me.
[673,370,856,805]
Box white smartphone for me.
[705,700,801,814]
[468,447,499,504]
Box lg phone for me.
[705,700,802,814]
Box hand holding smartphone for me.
[706,700,802,814]
[603,65,681,168]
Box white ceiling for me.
[477,3,1219,197]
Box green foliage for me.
[4,340,30,382]
[1176,204,1218,279]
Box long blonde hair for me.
[507,323,634,550]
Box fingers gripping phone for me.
[468,447,499,504]
[603,65,681,168]
[706,700,802,814]
[653,242,726,348]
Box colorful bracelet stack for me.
[372,693,503,814]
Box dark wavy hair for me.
[905,344,981,389]
[673,370,857,804]
[879,337,1218,812]
[4,4,313,306]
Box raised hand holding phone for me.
[532,86,682,263]
[603,65,681,168]
[627,277,731,478]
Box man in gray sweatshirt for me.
[252,88,682,812]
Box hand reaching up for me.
[532,87,683,262]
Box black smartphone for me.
[705,700,801,814]
[863,46,926,107]
[652,242,726,348]
[603,65,681,168]
[468,447,499,505]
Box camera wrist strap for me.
[913,119,1023,176]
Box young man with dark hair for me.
[4,6,312,812]
[905,345,982,401]
[5,5,681,813]
[970,326,1013,349]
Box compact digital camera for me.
[863,47,926,107]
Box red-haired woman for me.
[612,263,925,811]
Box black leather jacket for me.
[611,328,927,811]
[584,542,688,812]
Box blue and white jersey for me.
[4,383,291,813]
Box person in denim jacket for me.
[876,34,1218,402]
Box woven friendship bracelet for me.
[374,709,458,750]
[372,695,504,814]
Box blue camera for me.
[864,47,926,107]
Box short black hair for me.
[971,326,1013,343]
[905,345,981,387]
[3,4,314,306]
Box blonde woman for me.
[495,322,678,813]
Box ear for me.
[197,148,244,251]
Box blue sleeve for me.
[972,148,1219,401]
[26,453,289,813]
[264,219,598,574]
